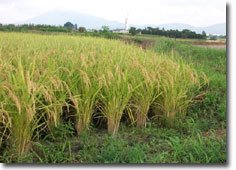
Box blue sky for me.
[0,0,226,26]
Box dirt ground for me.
[191,40,226,49]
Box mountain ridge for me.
[18,10,226,35]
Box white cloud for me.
[0,0,226,26]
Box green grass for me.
[1,122,225,163]
[0,32,226,163]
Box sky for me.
[0,0,226,27]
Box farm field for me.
[0,32,226,163]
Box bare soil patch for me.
[191,40,226,49]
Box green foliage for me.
[0,24,70,32]
[29,141,74,163]
[167,134,226,163]
[64,21,74,30]
[101,25,110,33]
[78,27,86,33]
[202,31,207,39]
[129,27,137,36]
[43,123,75,142]
[141,27,206,39]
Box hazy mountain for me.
[202,23,226,35]
[19,10,124,30]
[155,23,226,35]
[19,10,226,35]
[158,23,199,31]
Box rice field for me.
[0,32,208,162]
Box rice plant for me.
[155,59,207,123]
[0,32,207,156]
[0,57,40,156]
[129,58,161,127]
[64,67,100,135]
[99,65,133,135]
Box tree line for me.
[0,22,88,33]
[0,23,70,32]
[0,22,209,40]
[129,26,207,39]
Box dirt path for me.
[191,41,226,49]
[194,45,226,49]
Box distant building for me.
[112,16,129,34]
[112,29,129,33]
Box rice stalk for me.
[99,65,133,135]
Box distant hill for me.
[156,23,226,35]
[202,23,226,35]
[18,10,226,35]
[158,23,199,32]
[19,10,124,30]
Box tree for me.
[101,25,109,33]
[129,27,137,36]
[78,27,86,33]
[64,22,74,30]
[137,28,142,35]
[202,31,207,39]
